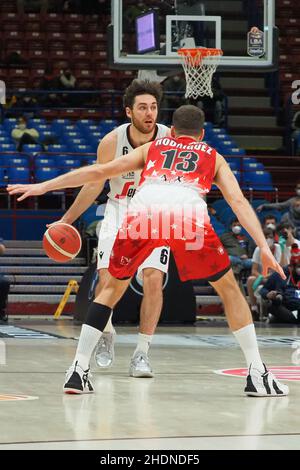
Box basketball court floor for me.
[0,319,300,450]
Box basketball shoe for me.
[63,361,94,394]
[94,330,116,368]
[244,364,289,397]
[129,351,153,378]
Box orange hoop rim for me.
[177,47,223,58]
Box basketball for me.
[43,223,82,263]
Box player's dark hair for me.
[172,105,205,136]
[123,79,163,109]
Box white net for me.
[178,48,223,100]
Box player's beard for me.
[131,114,156,135]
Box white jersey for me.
[108,123,169,204]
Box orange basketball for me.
[43,223,82,263]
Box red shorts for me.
[108,212,230,282]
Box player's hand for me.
[260,246,286,280]
[46,218,71,228]
[6,183,47,201]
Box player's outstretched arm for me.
[214,154,286,280]
[7,143,150,201]
[51,132,116,225]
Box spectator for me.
[58,68,77,106]
[161,74,187,124]
[196,75,226,127]
[59,68,76,90]
[280,197,300,240]
[220,219,252,274]
[11,116,43,152]
[262,214,279,241]
[260,244,300,324]
[277,221,300,265]
[246,227,281,320]
[5,51,28,67]
[257,182,300,212]
[0,239,10,323]
[40,66,61,106]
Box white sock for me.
[133,333,153,356]
[74,324,102,370]
[103,313,115,333]
[233,324,264,373]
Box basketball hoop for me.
[177,48,223,99]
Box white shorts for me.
[97,200,170,277]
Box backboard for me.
[109,0,277,71]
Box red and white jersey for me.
[139,136,217,196]
[108,123,169,204]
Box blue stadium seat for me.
[232,170,241,183]
[219,207,236,227]
[227,160,239,171]
[76,119,95,130]
[211,199,229,214]
[76,145,93,153]
[39,131,57,141]
[0,137,12,144]
[35,124,51,132]
[28,118,46,127]
[226,157,241,170]
[51,119,71,127]
[79,125,100,136]
[57,157,81,169]
[243,171,273,190]
[0,144,16,151]
[47,144,68,153]
[35,167,59,182]
[35,157,57,168]
[50,119,71,135]
[3,119,17,130]
[0,129,10,137]
[225,148,246,156]
[258,209,282,223]
[243,157,258,164]
[8,167,30,183]
[0,167,6,186]
[22,144,43,153]
[90,131,103,140]
[86,157,96,165]
[251,199,268,210]
[243,162,265,171]
[64,131,83,138]
[7,157,29,167]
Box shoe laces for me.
[132,352,149,366]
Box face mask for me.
[296,267,300,276]
[296,189,300,196]
[266,223,276,231]
[18,123,26,130]
[232,225,242,235]
[266,238,274,247]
